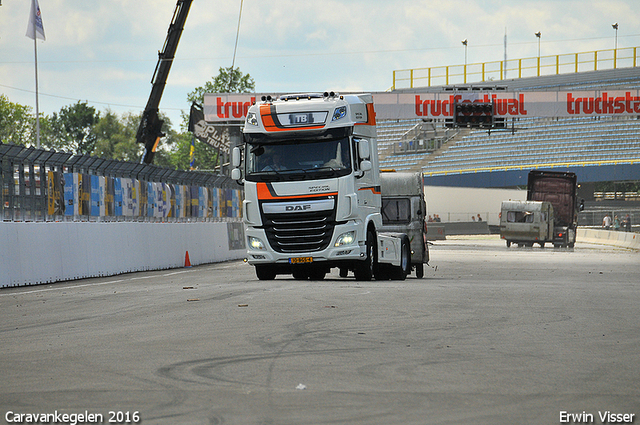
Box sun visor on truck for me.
[243,126,352,145]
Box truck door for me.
[354,138,380,216]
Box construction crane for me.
[137,0,192,164]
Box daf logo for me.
[262,198,335,215]
[286,204,312,211]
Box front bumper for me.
[245,221,366,265]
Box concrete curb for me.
[577,228,640,251]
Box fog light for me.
[334,231,355,247]
[248,236,266,250]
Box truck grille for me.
[262,209,336,253]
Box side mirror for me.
[360,160,372,172]
[358,139,370,160]
[231,146,242,168]
[231,168,241,181]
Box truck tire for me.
[292,269,308,280]
[355,229,377,281]
[255,265,277,280]
[415,263,424,279]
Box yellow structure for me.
[392,46,639,90]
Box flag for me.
[26,0,46,41]
[189,136,196,170]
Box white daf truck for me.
[231,92,412,281]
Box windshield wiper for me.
[250,170,284,182]
[311,166,340,177]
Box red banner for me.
[204,90,640,122]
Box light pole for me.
[612,23,619,69]
[462,39,468,65]
[535,32,541,76]
[462,39,468,83]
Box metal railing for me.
[579,210,638,230]
[1,143,243,223]
[393,46,639,89]
[422,158,640,177]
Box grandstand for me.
[377,67,640,188]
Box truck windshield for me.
[245,137,352,182]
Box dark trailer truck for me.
[527,170,578,248]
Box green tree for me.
[92,110,143,162]
[48,101,100,155]
[0,94,34,146]
[186,66,255,105]
[173,67,254,171]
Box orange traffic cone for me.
[184,251,192,268]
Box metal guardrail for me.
[1,143,243,223]
[393,46,639,89]
[422,158,640,177]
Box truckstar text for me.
[566,92,640,115]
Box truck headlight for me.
[248,236,266,250]
[334,231,355,247]
[246,112,259,126]
[332,106,347,121]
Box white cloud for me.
[2,0,640,128]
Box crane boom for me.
[138,0,192,164]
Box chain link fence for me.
[578,210,637,231]
[1,143,243,223]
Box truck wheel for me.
[255,265,277,280]
[355,229,377,281]
[292,269,308,280]
[339,268,349,278]
[308,268,326,281]
[416,263,424,279]
[506,240,511,248]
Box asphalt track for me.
[1,236,639,425]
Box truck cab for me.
[232,93,411,281]
[527,170,578,248]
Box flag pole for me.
[33,35,41,148]
[27,0,44,148]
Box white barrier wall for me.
[0,221,246,288]
[577,228,640,250]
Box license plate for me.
[289,257,313,264]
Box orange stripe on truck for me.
[259,104,325,132]
[257,182,338,200]
[355,102,377,126]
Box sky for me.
[2,0,640,130]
